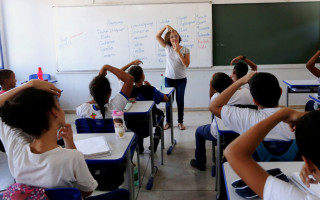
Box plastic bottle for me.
[160,74,165,91]
[37,67,43,80]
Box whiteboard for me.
[53,3,212,72]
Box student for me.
[306,50,320,78]
[0,80,97,197]
[229,55,258,82]
[224,108,320,200]
[76,63,134,119]
[121,62,168,153]
[0,69,17,95]
[210,71,295,142]
[190,72,254,171]
[156,25,190,130]
[76,63,134,190]
[305,50,320,111]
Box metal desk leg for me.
[286,86,289,107]
[215,131,221,193]
[146,109,158,190]
[126,148,134,200]
[167,93,177,155]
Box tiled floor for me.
[66,110,217,200]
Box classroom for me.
[0,0,320,199]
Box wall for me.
[1,0,318,110]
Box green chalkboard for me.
[213,2,320,66]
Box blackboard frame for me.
[213,2,320,66]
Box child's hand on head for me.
[230,56,242,65]
[166,25,174,32]
[131,60,143,65]
[28,80,62,97]
[99,65,110,76]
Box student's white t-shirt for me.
[76,93,127,119]
[211,88,254,137]
[264,176,319,200]
[221,106,295,141]
[164,44,190,79]
[0,119,97,191]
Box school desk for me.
[214,116,238,198]
[124,101,157,190]
[283,80,319,107]
[74,132,136,200]
[223,161,304,200]
[158,87,176,155]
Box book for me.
[74,136,111,158]
[290,172,320,198]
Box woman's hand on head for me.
[166,25,174,32]
[28,79,61,97]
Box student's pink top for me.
[0,90,7,95]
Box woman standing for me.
[156,25,190,130]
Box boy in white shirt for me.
[190,72,254,171]
[210,71,295,142]
[225,108,320,200]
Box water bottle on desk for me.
[37,67,43,80]
[160,74,165,91]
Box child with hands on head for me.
[225,108,320,200]
[0,80,97,197]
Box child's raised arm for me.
[230,56,258,71]
[0,80,61,106]
[99,65,134,98]
[120,59,143,72]
[224,108,305,198]
[155,25,173,48]
[306,50,320,78]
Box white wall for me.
[1,0,318,110]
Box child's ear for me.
[51,107,59,119]
[253,99,260,106]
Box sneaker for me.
[190,159,206,171]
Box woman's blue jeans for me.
[165,77,187,124]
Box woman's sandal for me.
[164,123,171,130]
[178,123,186,130]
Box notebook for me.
[290,172,320,198]
[74,136,111,158]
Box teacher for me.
[155,25,190,130]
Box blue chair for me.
[86,188,130,200]
[29,74,51,81]
[75,118,115,133]
[253,140,300,162]
[45,187,81,200]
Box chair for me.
[45,187,81,200]
[75,118,115,133]
[29,74,51,81]
[253,140,300,162]
[86,188,130,200]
